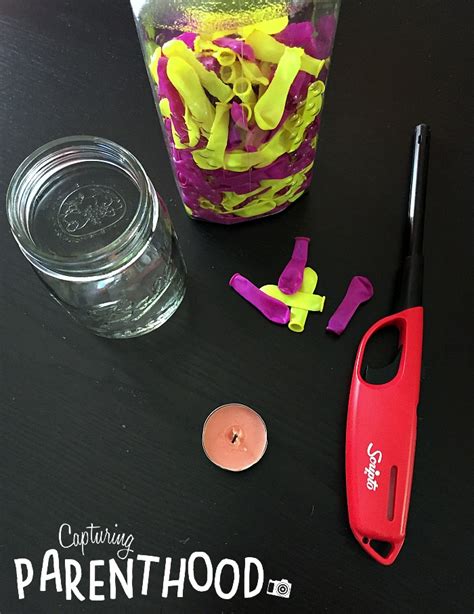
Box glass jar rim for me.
[6,135,158,280]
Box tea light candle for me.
[202,403,268,472]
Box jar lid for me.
[6,136,157,280]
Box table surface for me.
[0,1,472,612]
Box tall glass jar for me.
[131,0,340,224]
[7,136,186,338]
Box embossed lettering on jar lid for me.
[7,136,158,280]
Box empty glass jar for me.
[131,0,340,224]
[7,136,186,338]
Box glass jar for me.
[6,136,186,338]
[130,0,340,224]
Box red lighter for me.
[346,124,430,565]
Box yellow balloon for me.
[233,197,277,217]
[192,102,230,170]
[221,183,268,210]
[289,80,325,151]
[233,77,257,104]
[245,30,324,77]
[158,97,171,119]
[238,58,269,86]
[289,268,319,333]
[213,47,237,66]
[148,47,161,85]
[238,16,289,37]
[194,37,219,53]
[220,62,242,84]
[166,56,215,134]
[163,39,232,102]
[254,46,303,130]
[260,284,325,312]
[183,105,200,147]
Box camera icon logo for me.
[267,578,292,598]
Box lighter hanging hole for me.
[387,465,398,520]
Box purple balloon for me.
[314,15,337,58]
[227,123,242,149]
[175,166,222,203]
[199,55,220,73]
[275,21,318,58]
[231,102,248,129]
[288,71,313,102]
[229,274,290,324]
[326,276,374,335]
[278,237,311,294]
[244,126,268,151]
[317,65,329,83]
[176,32,198,48]
[213,37,255,61]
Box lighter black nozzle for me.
[396,124,431,311]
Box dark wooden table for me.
[0,1,472,612]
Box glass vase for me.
[131,0,340,224]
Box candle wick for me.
[231,433,239,444]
